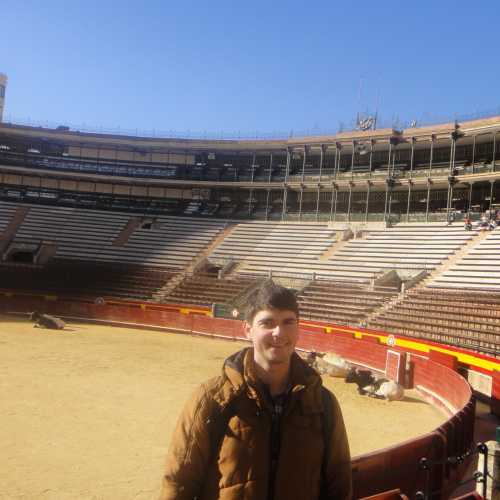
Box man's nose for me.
[271,324,282,335]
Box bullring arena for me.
[0,315,446,500]
[0,115,500,499]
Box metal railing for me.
[4,104,500,141]
[416,443,491,500]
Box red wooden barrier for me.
[492,371,500,417]
[429,349,459,371]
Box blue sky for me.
[2,0,500,137]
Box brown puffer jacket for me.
[159,348,352,500]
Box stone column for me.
[368,139,374,177]
[493,132,497,173]
[425,178,432,222]
[347,182,353,221]
[428,134,435,177]
[384,176,396,221]
[281,186,288,220]
[334,142,342,178]
[318,144,325,182]
[250,152,256,183]
[315,183,321,221]
[406,179,413,222]
[284,148,291,183]
[446,176,457,220]
[330,183,338,222]
[265,188,270,220]
[298,186,304,220]
[350,141,356,179]
[409,137,415,178]
[364,181,371,223]
[301,146,307,182]
[268,153,273,183]
[386,140,393,176]
[471,135,476,174]
[449,135,456,175]
[248,188,254,217]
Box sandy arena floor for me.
[0,315,446,500]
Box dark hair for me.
[245,280,299,323]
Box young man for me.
[159,281,352,500]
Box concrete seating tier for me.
[429,228,500,290]
[368,314,498,357]
[210,221,337,278]
[0,259,178,301]
[163,274,260,306]
[326,223,477,282]
[0,202,19,236]
[211,222,477,284]
[297,280,399,326]
[406,287,500,306]
[366,287,500,357]
[0,201,226,269]
[233,261,372,282]
[396,297,500,316]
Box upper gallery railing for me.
[3,105,500,140]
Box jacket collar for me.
[215,347,324,414]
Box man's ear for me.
[244,321,252,339]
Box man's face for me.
[245,308,299,369]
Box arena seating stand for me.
[0,201,227,269]
[209,221,336,278]
[0,202,19,236]
[324,223,477,283]
[297,280,399,325]
[367,287,500,357]
[0,259,178,301]
[429,227,500,289]
[209,222,478,284]
[162,273,259,306]
[2,200,499,360]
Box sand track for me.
[0,315,446,500]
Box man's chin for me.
[266,348,291,364]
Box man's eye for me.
[261,321,275,328]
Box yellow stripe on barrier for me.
[178,307,211,316]
[300,321,500,373]
[44,295,58,301]
[392,337,500,372]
